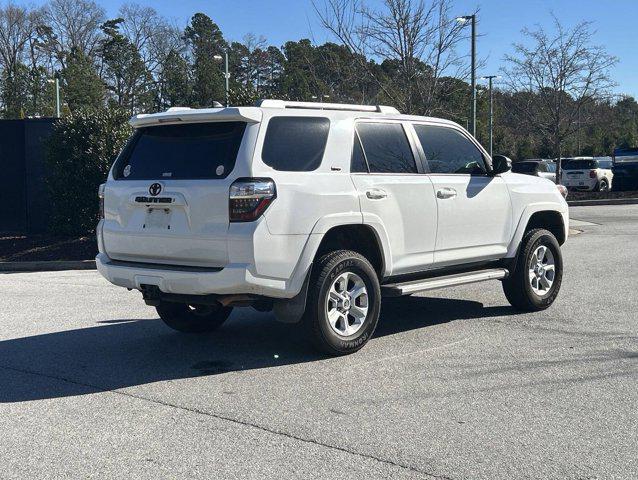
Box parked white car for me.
[561,157,613,191]
[96,100,569,355]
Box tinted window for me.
[262,117,329,171]
[414,124,486,174]
[564,159,596,170]
[351,133,368,172]
[115,122,246,180]
[547,163,556,173]
[538,162,548,172]
[512,162,538,173]
[356,123,417,173]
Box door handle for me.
[436,188,457,199]
[366,188,388,200]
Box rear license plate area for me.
[143,208,172,230]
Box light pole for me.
[213,50,230,107]
[456,14,476,137]
[47,72,60,118]
[481,75,500,157]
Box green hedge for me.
[46,108,132,235]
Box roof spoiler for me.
[129,106,262,128]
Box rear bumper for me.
[562,178,597,190]
[96,253,293,299]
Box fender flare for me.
[506,202,568,258]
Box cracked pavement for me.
[1,205,637,479]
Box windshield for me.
[563,159,596,170]
[512,162,538,173]
[114,122,246,180]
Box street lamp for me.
[456,14,476,137]
[481,75,500,157]
[213,50,230,107]
[47,72,60,118]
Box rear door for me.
[102,121,252,267]
[412,123,513,265]
[350,121,437,275]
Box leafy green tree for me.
[45,107,132,234]
[184,13,226,107]
[61,50,105,111]
[159,49,192,108]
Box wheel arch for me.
[506,203,568,258]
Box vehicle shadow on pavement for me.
[0,296,513,403]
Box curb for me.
[0,260,96,272]
[568,198,638,206]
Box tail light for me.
[589,169,596,178]
[556,184,568,199]
[229,178,276,222]
[98,183,105,219]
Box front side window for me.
[356,122,417,174]
[262,116,330,171]
[114,122,246,180]
[413,124,486,175]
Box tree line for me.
[1,0,636,160]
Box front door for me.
[412,123,513,266]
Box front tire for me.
[156,301,232,333]
[304,250,381,355]
[502,229,563,311]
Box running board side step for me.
[381,268,509,297]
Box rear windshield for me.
[563,159,596,170]
[114,122,246,180]
[512,162,537,173]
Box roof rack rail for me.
[256,99,400,115]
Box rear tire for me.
[502,228,563,312]
[156,301,232,333]
[598,178,609,192]
[304,250,381,356]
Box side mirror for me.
[491,155,512,175]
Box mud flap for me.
[272,264,312,324]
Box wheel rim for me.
[528,245,556,297]
[325,271,369,337]
[601,180,609,191]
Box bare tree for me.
[0,3,41,74]
[502,16,617,181]
[314,0,467,115]
[119,3,183,76]
[42,0,106,64]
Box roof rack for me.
[256,99,400,115]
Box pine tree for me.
[61,50,105,111]
[184,13,226,107]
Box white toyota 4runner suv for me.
[96,100,569,356]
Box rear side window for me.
[598,159,612,169]
[262,117,330,171]
[114,122,246,180]
[356,123,417,173]
[413,124,486,174]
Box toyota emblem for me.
[149,183,162,196]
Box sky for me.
[23,0,638,98]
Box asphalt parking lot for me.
[1,204,636,479]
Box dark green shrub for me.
[46,108,132,235]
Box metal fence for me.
[0,118,55,234]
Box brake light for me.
[98,183,105,219]
[229,178,276,222]
[589,169,596,178]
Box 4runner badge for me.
[149,183,162,196]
